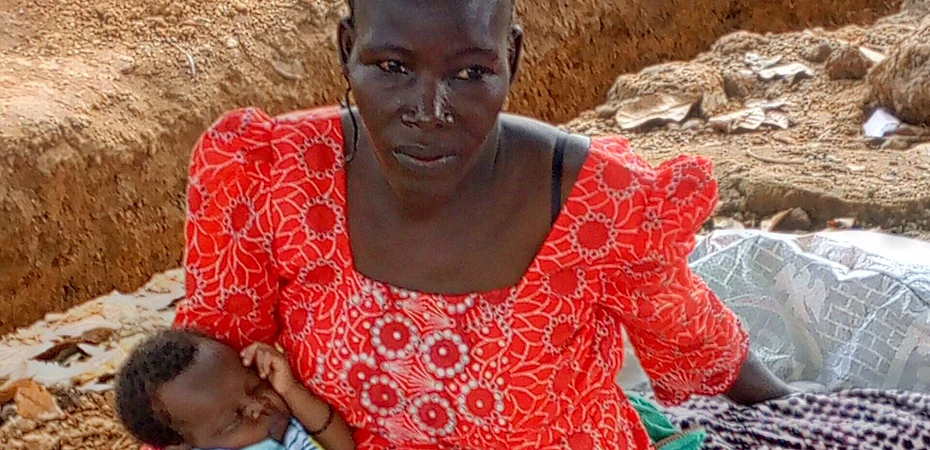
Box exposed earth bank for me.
[0,0,909,334]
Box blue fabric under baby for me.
[198,418,325,450]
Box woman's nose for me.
[401,78,454,128]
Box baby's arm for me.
[241,343,356,450]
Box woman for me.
[171,0,929,449]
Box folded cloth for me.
[628,393,705,450]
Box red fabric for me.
[171,106,750,450]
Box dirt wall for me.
[0,0,902,333]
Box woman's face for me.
[340,0,522,198]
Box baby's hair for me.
[115,328,209,447]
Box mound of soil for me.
[0,0,905,334]
[566,10,930,235]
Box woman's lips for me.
[392,149,457,172]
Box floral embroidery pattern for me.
[174,107,750,450]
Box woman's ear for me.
[338,17,356,78]
[508,25,524,84]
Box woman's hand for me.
[241,343,303,397]
[724,352,797,406]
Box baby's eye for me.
[378,60,409,74]
[454,66,490,81]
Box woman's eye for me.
[455,66,490,81]
[378,60,408,74]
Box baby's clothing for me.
[199,418,324,450]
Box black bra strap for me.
[550,133,568,225]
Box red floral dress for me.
[173,106,750,450]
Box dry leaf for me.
[757,63,815,83]
[745,52,783,71]
[0,378,32,404]
[709,108,765,133]
[745,98,791,110]
[763,111,791,129]
[762,208,812,232]
[710,100,793,133]
[145,272,183,294]
[858,46,886,64]
[828,217,857,229]
[13,379,65,421]
[71,348,126,386]
[0,343,54,379]
[79,328,116,345]
[614,93,697,130]
[130,294,184,312]
[32,340,89,364]
[762,209,793,232]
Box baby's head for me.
[115,329,290,449]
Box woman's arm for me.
[724,351,797,406]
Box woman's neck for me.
[352,120,511,222]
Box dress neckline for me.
[327,108,600,299]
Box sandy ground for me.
[565,8,930,236]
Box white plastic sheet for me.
[619,230,930,393]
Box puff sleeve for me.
[596,141,750,406]
[173,108,281,351]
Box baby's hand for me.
[240,343,302,397]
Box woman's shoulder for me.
[190,105,345,186]
[201,105,344,141]
[586,134,716,198]
[580,134,719,248]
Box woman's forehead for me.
[353,0,513,48]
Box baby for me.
[115,329,356,450]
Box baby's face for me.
[155,340,290,449]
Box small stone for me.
[722,70,753,99]
[781,208,813,231]
[225,36,240,49]
[594,104,618,119]
[801,41,833,63]
[116,55,136,74]
[825,44,871,80]
[870,21,930,126]
[682,119,704,130]
[0,403,17,422]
